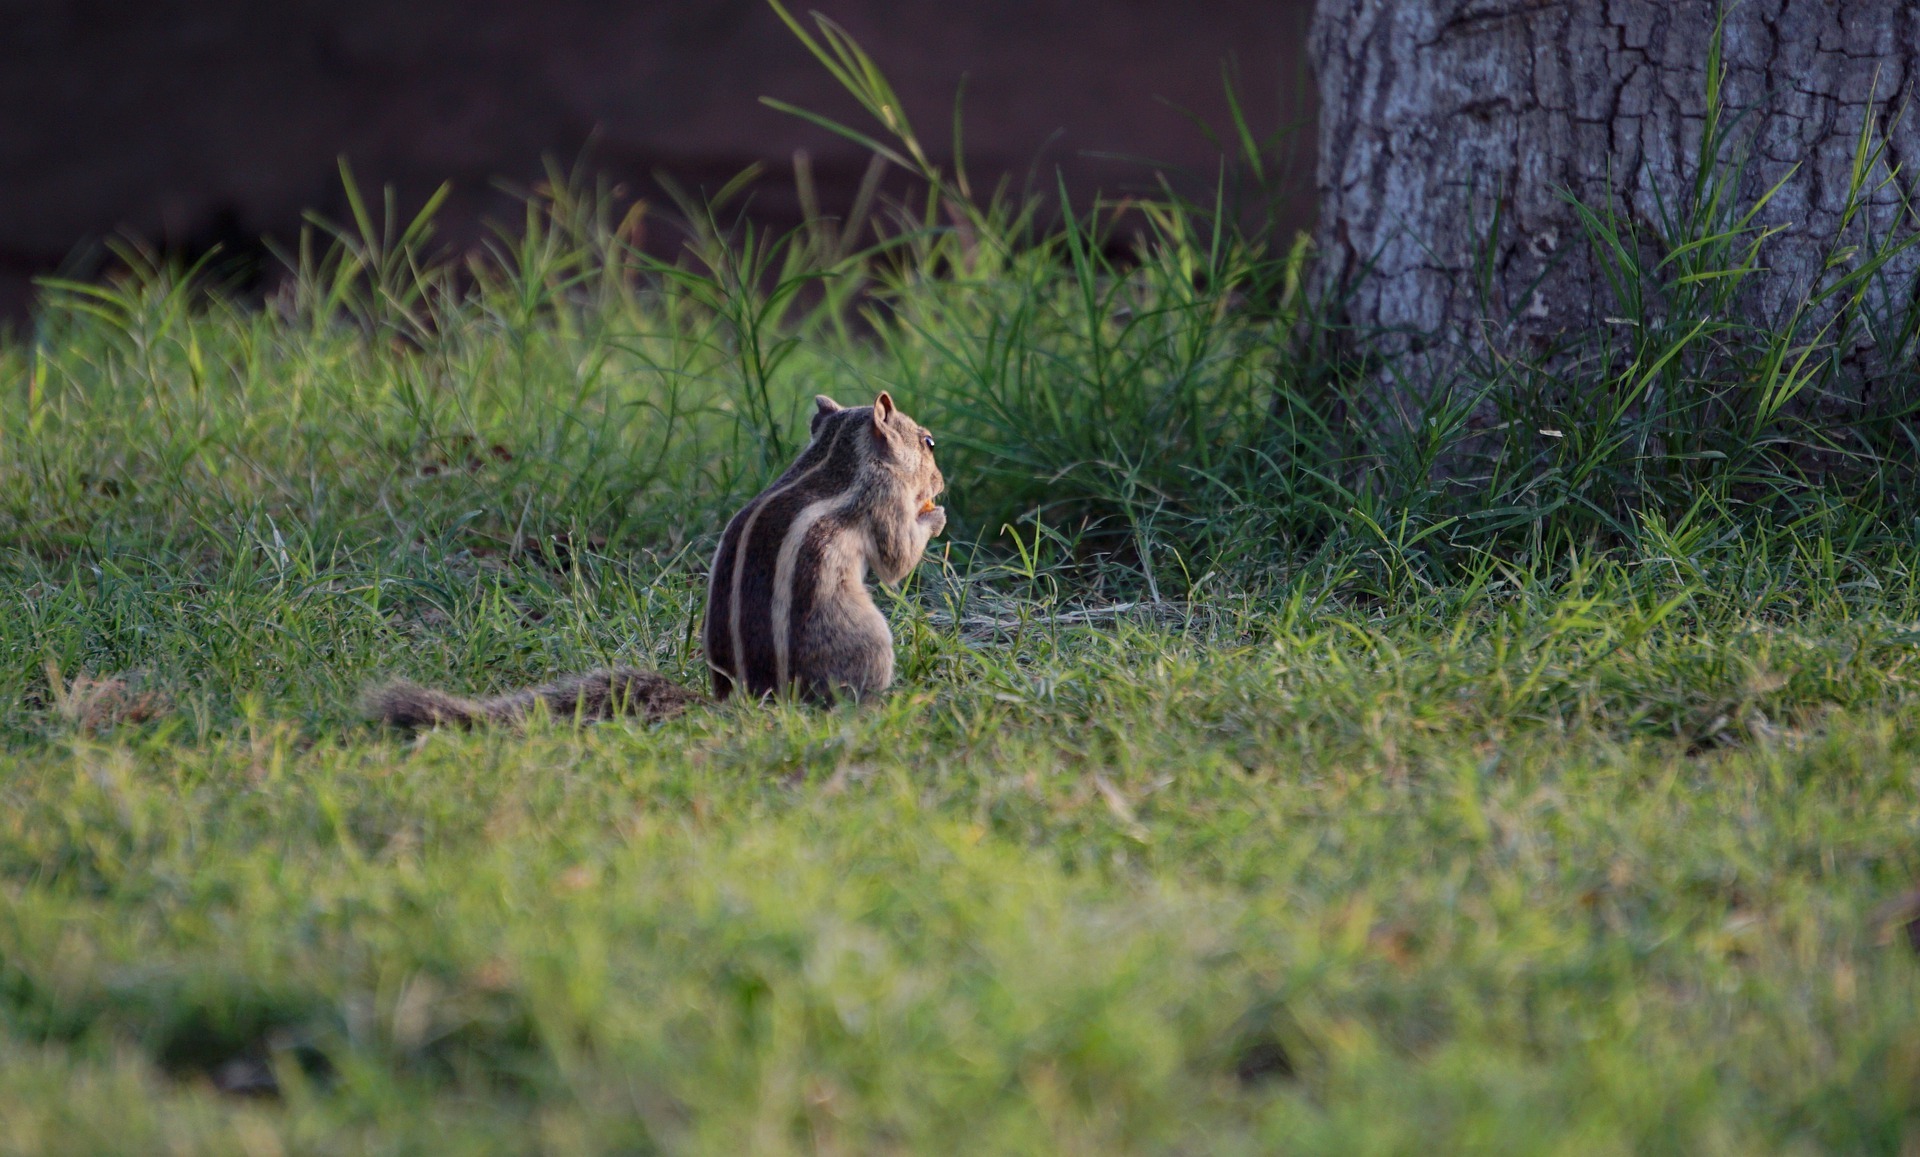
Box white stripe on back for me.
[769,495,850,689]
[727,418,855,691]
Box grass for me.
[6,9,1920,1153]
[7,571,1920,1153]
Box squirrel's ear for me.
[872,391,895,424]
[811,395,844,437]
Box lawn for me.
[7,544,1920,1153]
[6,43,1920,1149]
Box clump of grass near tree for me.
[3,8,1920,1153]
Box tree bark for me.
[1309,1,1920,356]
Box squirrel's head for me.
[813,392,944,511]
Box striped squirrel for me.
[367,391,946,729]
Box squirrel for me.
[365,391,947,729]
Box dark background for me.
[0,0,1318,320]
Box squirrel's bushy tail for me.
[365,667,701,732]
[364,681,487,730]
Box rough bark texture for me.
[1310,1,1920,352]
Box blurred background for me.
[0,0,1318,321]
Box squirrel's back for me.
[704,393,944,702]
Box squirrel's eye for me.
[923,434,936,450]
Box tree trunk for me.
[1308,1,1920,357]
